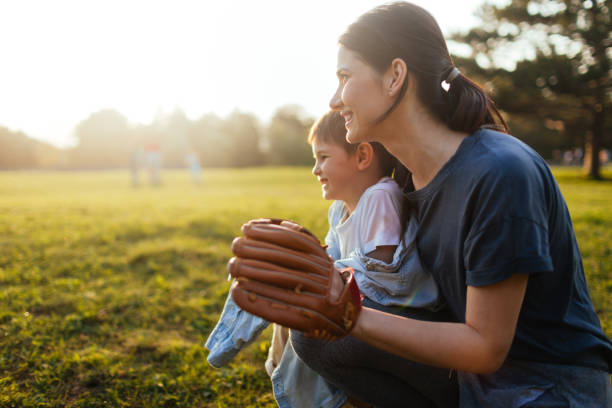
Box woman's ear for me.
[355,142,374,170]
[385,58,408,97]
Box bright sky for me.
[0,0,497,147]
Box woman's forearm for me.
[352,308,505,373]
[351,273,528,374]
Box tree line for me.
[0,0,610,178]
[0,105,315,171]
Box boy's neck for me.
[343,173,383,214]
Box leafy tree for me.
[454,0,611,179]
[266,105,315,166]
[451,54,581,159]
[0,126,62,169]
[222,111,265,167]
[71,109,131,169]
[155,109,193,168]
[189,113,226,167]
[0,127,38,169]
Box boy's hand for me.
[228,218,362,341]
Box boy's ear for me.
[355,142,374,171]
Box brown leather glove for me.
[228,218,362,341]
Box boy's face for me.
[311,139,359,201]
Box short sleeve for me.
[357,188,402,255]
[463,160,554,286]
[325,201,343,260]
[464,218,553,286]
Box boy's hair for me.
[308,110,356,154]
[308,110,397,179]
[308,110,413,235]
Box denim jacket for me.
[205,294,347,408]
[327,211,440,309]
[205,215,440,407]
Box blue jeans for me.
[459,360,612,407]
[291,298,458,408]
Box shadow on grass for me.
[114,218,236,244]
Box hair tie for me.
[445,67,460,83]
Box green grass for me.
[0,166,610,407]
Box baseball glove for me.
[228,218,362,341]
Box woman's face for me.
[330,47,389,144]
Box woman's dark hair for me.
[339,1,508,134]
[308,110,412,236]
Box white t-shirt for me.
[329,177,403,259]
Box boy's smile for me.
[311,140,359,203]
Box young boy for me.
[206,111,440,408]
[309,110,439,307]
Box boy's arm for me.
[325,202,342,260]
[358,187,402,266]
[365,245,396,264]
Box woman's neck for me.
[381,104,467,190]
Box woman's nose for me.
[329,87,342,110]
[312,162,320,176]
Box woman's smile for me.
[341,111,354,129]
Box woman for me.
[230,2,612,407]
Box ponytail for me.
[444,70,508,134]
[392,160,413,240]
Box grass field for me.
[0,167,610,407]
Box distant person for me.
[600,149,610,165]
[228,2,612,407]
[563,149,574,165]
[186,151,202,185]
[130,147,144,187]
[144,142,162,186]
[207,110,454,407]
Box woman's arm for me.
[351,273,528,374]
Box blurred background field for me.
[0,166,610,407]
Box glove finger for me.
[244,218,284,226]
[231,282,315,332]
[227,257,327,294]
[279,220,319,241]
[243,218,317,241]
[235,277,327,312]
[231,237,331,277]
[231,283,345,340]
[241,223,328,258]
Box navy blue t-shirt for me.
[404,129,612,371]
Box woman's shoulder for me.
[463,129,553,185]
[473,129,546,167]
